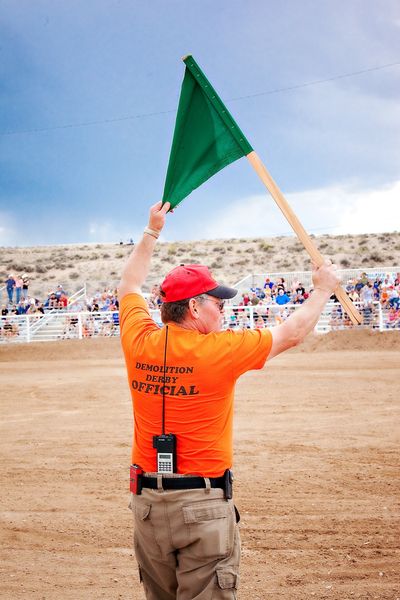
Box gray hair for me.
[160,294,208,324]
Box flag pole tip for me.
[182,54,192,62]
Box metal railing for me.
[233,267,400,296]
[27,285,87,338]
[1,301,398,344]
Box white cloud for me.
[334,181,400,234]
[0,212,17,246]
[202,180,400,239]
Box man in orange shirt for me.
[119,201,340,600]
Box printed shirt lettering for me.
[120,293,272,477]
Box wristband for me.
[144,227,160,240]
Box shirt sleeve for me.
[229,328,273,378]
[119,293,159,351]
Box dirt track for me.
[1,331,399,599]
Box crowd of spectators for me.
[2,270,400,340]
[234,271,400,330]
[240,272,399,309]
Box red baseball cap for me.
[160,264,237,303]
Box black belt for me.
[142,474,226,491]
[140,469,233,499]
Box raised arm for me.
[118,201,170,300]
[268,260,341,359]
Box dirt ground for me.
[1,331,399,600]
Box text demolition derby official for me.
[118,201,340,600]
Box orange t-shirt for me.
[120,294,272,477]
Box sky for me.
[0,0,399,246]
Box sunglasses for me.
[202,297,225,312]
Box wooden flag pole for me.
[246,151,363,325]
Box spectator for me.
[295,282,306,296]
[360,283,374,307]
[275,288,291,306]
[14,275,23,304]
[264,277,274,290]
[276,277,286,291]
[349,288,360,303]
[387,306,400,329]
[58,293,68,309]
[388,286,400,309]
[250,293,260,306]
[22,274,30,299]
[5,274,15,303]
[55,285,66,300]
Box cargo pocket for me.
[214,568,239,599]
[182,499,235,559]
[133,500,162,558]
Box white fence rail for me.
[1,302,398,344]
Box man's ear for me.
[188,298,199,318]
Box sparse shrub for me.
[116,253,124,259]
[359,239,368,246]
[278,260,292,269]
[210,261,221,269]
[258,242,273,252]
[8,263,26,271]
[35,264,48,273]
[102,253,110,259]
[340,258,350,267]
[69,272,80,280]
[369,253,384,263]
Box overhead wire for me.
[0,60,399,137]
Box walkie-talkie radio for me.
[154,325,177,474]
[153,433,176,473]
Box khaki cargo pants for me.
[130,487,240,599]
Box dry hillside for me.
[1,231,400,298]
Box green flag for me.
[162,55,253,209]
